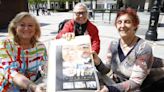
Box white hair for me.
[73,3,88,13]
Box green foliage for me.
[28,0,78,4]
[28,0,47,4]
[51,0,77,3]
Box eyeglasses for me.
[74,11,87,16]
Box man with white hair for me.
[56,3,100,54]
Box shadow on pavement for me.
[40,23,50,27]
[157,38,164,41]
[158,23,164,27]
[50,32,58,34]
[0,35,7,37]
[0,23,49,32]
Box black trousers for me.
[141,78,164,92]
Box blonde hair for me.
[8,12,41,46]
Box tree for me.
[28,0,46,5]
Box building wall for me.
[97,0,146,10]
[0,0,28,29]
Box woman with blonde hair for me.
[0,12,47,92]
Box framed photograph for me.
[47,35,100,92]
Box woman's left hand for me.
[35,83,46,92]
[92,51,101,65]
[95,86,109,92]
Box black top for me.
[74,21,88,36]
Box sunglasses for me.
[74,11,87,16]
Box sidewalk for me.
[0,11,164,59]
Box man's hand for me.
[62,32,75,41]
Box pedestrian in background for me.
[0,12,47,92]
[93,8,154,92]
[56,2,100,54]
[116,0,124,9]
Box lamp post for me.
[145,0,160,41]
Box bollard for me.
[145,0,160,41]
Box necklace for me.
[121,36,136,48]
